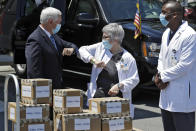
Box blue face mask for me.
[52,24,61,34]
[159,13,169,27]
[102,40,112,50]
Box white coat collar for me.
[167,21,188,47]
[98,42,130,64]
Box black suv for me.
[0,0,193,93]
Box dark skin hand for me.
[155,73,169,90]
[158,80,169,90]
[155,73,161,87]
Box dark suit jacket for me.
[25,26,78,89]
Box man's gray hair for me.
[40,7,62,24]
[102,23,125,43]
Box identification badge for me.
[171,49,178,66]
[120,58,129,71]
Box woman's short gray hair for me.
[102,23,125,43]
[40,7,62,24]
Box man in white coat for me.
[155,1,196,131]
[79,23,139,118]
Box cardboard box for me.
[21,79,52,105]
[54,110,101,131]
[53,89,83,114]
[53,110,62,130]
[53,111,58,123]
[12,120,52,131]
[8,102,50,122]
[102,116,132,131]
[89,97,130,117]
[54,113,63,131]
[132,128,143,131]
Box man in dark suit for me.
[25,7,78,89]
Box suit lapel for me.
[165,29,170,47]
[164,21,187,60]
[168,21,187,49]
[161,29,170,60]
[38,26,60,58]
[168,30,181,49]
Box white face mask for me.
[35,0,43,6]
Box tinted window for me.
[16,0,48,39]
[75,0,97,18]
[25,0,37,16]
[99,0,162,21]
[0,0,8,12]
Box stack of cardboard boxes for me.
[8,79,53,131]
[53,89,132,131]
[53,89,102,131]
[89,97,132,131]
[7,78,137,131]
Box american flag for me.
[134,0,141,39]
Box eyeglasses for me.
[163,12,176,16]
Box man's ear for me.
[48,19,53,25]
[176,12,183,19]
[173,12,178,19]
[165,15,171,21]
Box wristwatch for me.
[90,58,96,64]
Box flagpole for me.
[134,0,142,39]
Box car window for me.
[25,0,48,16]
[0,0,8,12]
[99,0,162,22]
[16,0,48,40]
[75,0,97,18]
[25,0,37,16]
[142,0,162,19]
[100,0,136,21]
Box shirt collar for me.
[39,25,52,38]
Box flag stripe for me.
[134,0,141,39]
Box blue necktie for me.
[50,35,58,51]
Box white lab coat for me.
[157,21,196,112]
[79,42,139,118]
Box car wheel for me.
[13,64,27,78]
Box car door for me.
[14,0,49,64]
[0,0,16,50]
[62,0,100,74]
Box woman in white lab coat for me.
[79,23,139,118]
